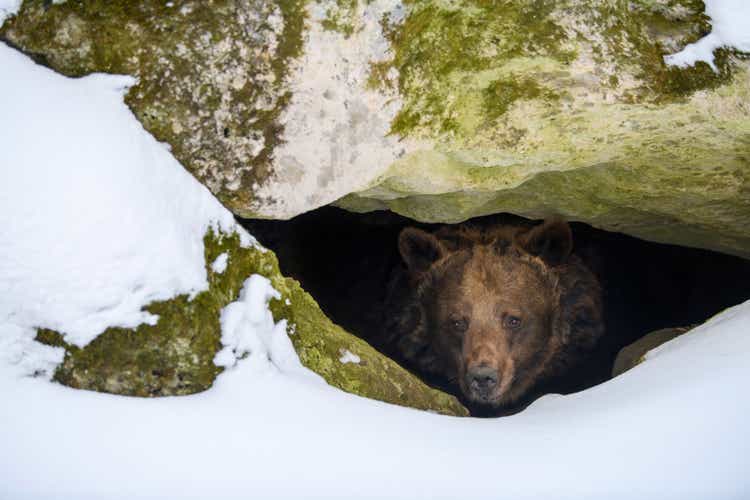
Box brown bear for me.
[383,218,604,415]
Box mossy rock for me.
[0,0,307,212]
[336,0,750,259]
[3,0,750,258]
[611,325,693,377]
[35,229,467,416]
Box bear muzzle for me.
[464,364,500,403]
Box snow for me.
[213,275,313,379]
[1,19,750,500]
[0,323,63,380]
[664,0,750,70]
[339,348,361,364]
[210,252,229,274]
[0,0,20,25]
[0,43,251,350]
[2,295,749,499]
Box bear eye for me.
[503,315,522,330]
[448,316,469,333]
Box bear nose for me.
[466,365,499,396]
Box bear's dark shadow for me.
[239,207,750,416]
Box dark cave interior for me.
[239,207,750,414]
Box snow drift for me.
[1,1,750,497]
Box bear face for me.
[389,219,604,413]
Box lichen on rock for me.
[337,0,750,258]
[3,0,749,257]
[250,0,424,218]
[34,228,467,416]
[1,0,306,212]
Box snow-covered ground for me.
[2,2,750,498]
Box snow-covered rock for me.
[0,42,465,415]
[2,1,750,257]
[3,295,750,499]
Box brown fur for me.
[384,219,604,413]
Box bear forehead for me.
[465,247,550,285]
[439,246,555,304]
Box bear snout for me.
[465,364,499,402]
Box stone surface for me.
[1,0,307,213]
[335,1,750,259]
[611,326,692,377]
[35,228,467,416]
[2,0,749,257]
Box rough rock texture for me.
[1,0,307,212]
[3,0,749,257]
[35,229,467,416]
[336,0,750,259]
[611,325,693,377]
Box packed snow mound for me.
[1,298,749,499]
[665,0,750,70]
[0,43,249,350]
[214,275,315,379]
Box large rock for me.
[611,326,693,377]
[35,228,467,416]
[2,0,749,258]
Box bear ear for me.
[517,218,573,266]
[399,227,446,273]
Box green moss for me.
[266,270,467,414]
[654,49,741,98]
[379,0,747,138]
[34,229,273,396]
[593,0,738,102]
[366,59,394,90]
[383,0,573,137]
[0,0,310,217]
[3,0,747,225]
[483,76,557,122]
[318,0,359,37]
[274,0,309,81]
[35,329,67,349]
[339,133,750,257]
[33,228,466,415]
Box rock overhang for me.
[2,0,749,254]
